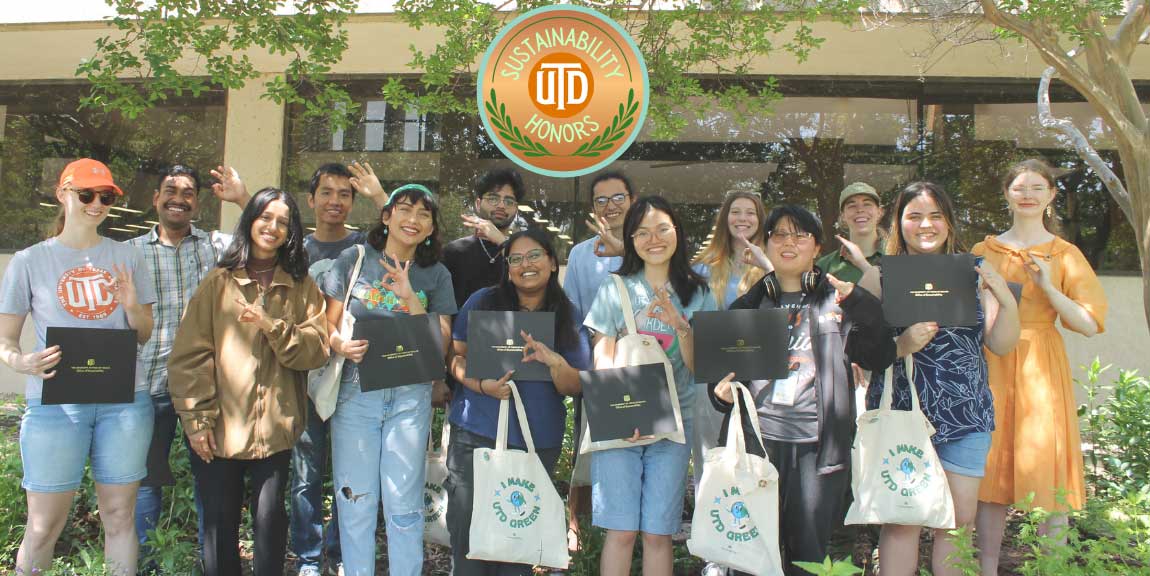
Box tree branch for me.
[1037,65,1135,222]
[1114,0,1150,64]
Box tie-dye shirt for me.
[321,243,457,388]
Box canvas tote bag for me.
[307,244,365,421]
[845,355,956,529]
[423,415,451,546]
[569,275,687,487]
[467,381,570,569]
[687,381,784,576]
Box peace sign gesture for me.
[521,329,566,369]
[381,254,416,301]
[734,232,772,273]
[235,296,274,332]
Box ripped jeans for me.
[331,379,432,576]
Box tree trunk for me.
[1114,144,1150,335]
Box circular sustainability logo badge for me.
[477,5,649,177]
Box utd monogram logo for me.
[880,443,934,499]
[477,5,648,176]
[57,266,118,320]
[491,476,541,529]
[709,486,759,543]
[924,283,934,291]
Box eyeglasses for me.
[482,195,518,208]
[507,248,546,267]
[593,193,628,208]
[75,188,117,206]
[768,230,814,243]
[632,225,675,243]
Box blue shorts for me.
[934,432,992,478]
[591,436,691,535]
[20,391,153,492]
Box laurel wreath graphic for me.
[572,88,639,158]
[485,89,554,158]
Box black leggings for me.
[189,448,291,576]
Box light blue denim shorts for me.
[934,431,992,478]
[20,391,153,492]
[591,434,692,535]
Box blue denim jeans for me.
[331,379,431,576]
[135,394,205,554]
[291,398,340,570]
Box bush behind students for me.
[866,181,1019,576]
[167,186,329,576]
[446,228,591,575]
[321,184,456,576]
[708,204,895,576]
[973,159,1107,573]
[584,195,717,576]
[0,159,156,576]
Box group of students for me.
[0,157,1106,576]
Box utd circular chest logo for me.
[478,5,649,177]
[57,266,118,320]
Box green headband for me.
[387,183,435,206]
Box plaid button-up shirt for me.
[127,226,232,396]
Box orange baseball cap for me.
[58,158,124,196]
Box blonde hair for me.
[693,190,768,308]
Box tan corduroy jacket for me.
[168,265,330,460]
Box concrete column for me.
[221,75,285,230]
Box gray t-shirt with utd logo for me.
[0,237,157,399]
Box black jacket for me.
[707,275,896,475]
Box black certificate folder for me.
[353,314,445,391]
[581,363,676,442]
[466,311,556,381]
[692,309,791,383]
[882,254,979,327]
[43,327,137,405]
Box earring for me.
[382,227,389,235]
[1046,205,1054,218]
[425,237,432,246]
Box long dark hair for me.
[219,187,309,280]
[477,228,578,351]
[885,181,964,256]
[615,196,708,306]
[366,185,442,268]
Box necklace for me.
[479,238,500,264]
[249,265,275,274]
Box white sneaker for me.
[702,562,729,576]
[298,566,322,576]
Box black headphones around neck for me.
[762,267,822,302]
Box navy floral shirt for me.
[867,260,994,444]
